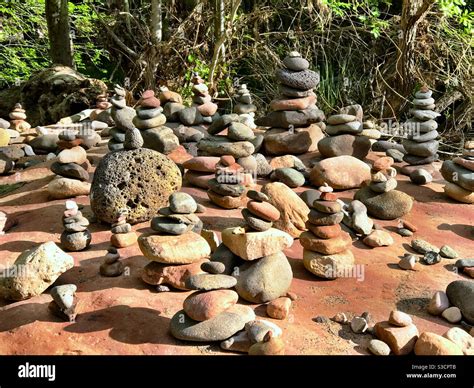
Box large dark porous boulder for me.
[90,148,182,224]
[0,66,107,126]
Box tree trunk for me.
[214,0,225,58]
[45,0,74,67]
[151,0,163,45]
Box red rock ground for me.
[0,140,472,355]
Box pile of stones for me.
[301,186,355,279]
[48,142,91,199]
[110,209,137,248]
[355,156,413,220]
[207,155,250,209]
[242,190,280,232]
[89,92,113,125]
[318,104,371,159]
[9,103,31,132]
[48,284,78,322]
[108,85,136,151]
[100,247,124,277]
[183,156,220,189]
[256,51,325,156]
[60,200,91,251]
[234,84,257,129]
[133,89,179,154]
[139,192,211,291]
[221,212,293,304]
[401,86,440,174]
[441,140,474,204]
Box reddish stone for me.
[220,155,235,167]
[247,200,281,222]
[111,232,138,248]
[300,231,352,255]
[400,219,417,232]
[57,139,83,150]
[463,267,474,278]
[183,156,220,173]
[372,156,394,172]
[320,192,338,201]
[306,223,342,239]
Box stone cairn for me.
[181,73,218,126]
[108,85,136,152]
[301,186,354,279]
[441,140,474,204]
[48,284,78,322]
[234,84,257,129]
[90,93,112,124]
[110,209,137,248]
[139,192,211,291]
[401,86,440,174]
[9,103,31,132]
[182,155,220,190]
[48,141,91,199]
[207,155,249,209]
[100,247,124,277]
[60,200,91,251]
[255,51,325,156]
[318,104,371,159]
[133,89,179,154]
[354,156,413,220]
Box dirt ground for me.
[0,140,472,355]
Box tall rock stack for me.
[48,142,91,199]
[9,103,31,132]
[302,187,354,279]
[139,192,211,291]
[108,85,136,151]
[318,104,371,159]
[110,209,138,248]
[355,156,414,220]
[221,220,293,304]
[255,51,325,156]
[441,140,474,204]
[401,86,440,173]
[60,200,91,251]
[133,89,179,154]
[207,155,249,209]
[234,84,257,129]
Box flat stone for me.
[441,160,474,192]
[207,190,246,209]
[198,139,254,158]
[283,56,309,71]
[276,68,319,90]
[300,231,352,255]
[185,273,237,291]
[318,134,371,159]
[411,239,439,254]
[363,230,394,247]
[403,153,438,166]
[48,177,91,199]
[227,123,255,141]
[403,139,439,157]
[354,187,413,220]
[312,200,341,214]
[308,209,343,225]
[169,192,197,214]
[374,321,419,355]
[270,95,316,111]
[263,125,324,155]
[169,305,255,342]
[208,179,245,197]
[325,121,363,135]
[57,146,87,164]
[207,114,239,135]
[306,223,342,239]
[242,208,273,232]
[138,232,211,264]
[256,108,324,129]
[443,182,474,204]
[141,260,206,290]
[110,231,137,248]
[387,149,404,162]
[183,289,238,321]
[201,261,225,274]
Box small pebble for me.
[422,251,441,265]
[442,307,462,323]
[368,339,391,356]
[399,255,417,270]
[440,245,458,259]
[397,228,413,237]
[313,316,329,324]
[201,261,225,274]
[156,285,171,292]
[331,312,348,324]
[351,317,368,333]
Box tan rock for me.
[207,190,247,209]
[444,182,474,204]
[303,249,354,279]
[111,232,137,248]
[267,297,292,320]
[374,321,419,355]
[57,146,87,164]
[414,332,463,355]
[388,310,413,327]
[48,177,91,199]
[300,231,352,255]
[443,327,474,355]
[221,227,293,261]
[248,332,285,355]
[138,232,211,264]
[0,242,74,300]
[363,230,394,247]
[141,260,207,290]
[427,291,450,315]
[200,229,220,253]
[261,182,309,238]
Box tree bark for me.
[45,0,74,67]
[151,0,163,45]
[214,0,225,58]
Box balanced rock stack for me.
[48,284,78,322]
[182,156,219,189]
[221,218,293,304]
[207,155,249,209]
[9,103,31,132]
[441,140,474,204]
[256,51,325,156]
[169,261,255,343]
[133,89,179,154]
[177,73,218,127]
[401,86,440,174]
[242,190,280,232]
[90,93,113,124]
[60,200,91,251]
[301,186,354,279]
[318,104,371,159]
[100,247,124,277]
[48,144,91,199]
[108,85,136,151]
[234,84,257,129]
[355,156,413,220]
[139,192,211,291]
[110,209,137,248]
